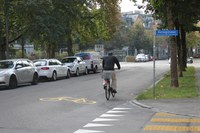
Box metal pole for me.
[153,30,156,98]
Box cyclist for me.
[102,51,121,93]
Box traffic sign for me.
[155,30,178,36]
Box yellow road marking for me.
[40,96,96,104]
[155,112,176,116]
[151,118,200,123]
[144,125,200,132]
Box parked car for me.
[187,57,193,63]
[135,54,147,62]
[0,59,38,89]
[61,56,88,76]
[169,57,193,64]
[75,52,102,73]
[33,59,70,81]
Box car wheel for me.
[32,73,38,85]
[76,68,79,76]
[66,70,71,79]
[51,71,57,81]
[8,75,17,89]
[84,67,88,75]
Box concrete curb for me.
[131,100,153,109]
[130,99,200,118]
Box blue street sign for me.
[155,30,178,36]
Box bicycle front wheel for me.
[111,91,115,97]
[104,85,110,100]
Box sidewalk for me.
[132,61,200,117]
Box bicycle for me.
[102,71,116,100]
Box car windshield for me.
[137,54,145,57]
[33,60,47,66]
[0,61,14,69]
[61,58,76,63]
[75,53,90,60]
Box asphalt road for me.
[0,60,170,133]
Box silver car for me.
[61,56,88,76]
[0,59,38,89]
[33,59,70,81]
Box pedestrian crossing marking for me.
[151,118,200,123]
[113,107,132,110]
[100,114,124,117]
[84,123,113,127]
[93,118,119,122]
[106,110,128,113]
[144,125,200,132]
[74,129,104,133]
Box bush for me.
[125,56,135,62]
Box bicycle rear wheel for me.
[104,84,110,100]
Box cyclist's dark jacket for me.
[102,55,121,70]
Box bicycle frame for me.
[102,71,116,100]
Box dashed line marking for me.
[144,125,200,132]
[151,118,200,123]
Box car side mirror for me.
[15,64,23,69]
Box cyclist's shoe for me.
[103,85,107,90]
[112,89,117,93]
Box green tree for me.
[0,0,121,59]
[142,0,200,87]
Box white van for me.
[75,52,102,73]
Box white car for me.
[33,59,70,81]
[0,59,38,89]
[135,54,146,62]
[75,52,102,73]
[61,56,88,76]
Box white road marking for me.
[74,129,104,133]
[106,110,128,113]
[100,114,124,117]
[84,123,113,127]
[74,107,132,132]
[113,107,132,110]
[93,118,119,122]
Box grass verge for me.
[136,66,199,100]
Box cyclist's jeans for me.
[102,71,117,90]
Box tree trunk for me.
[50,43,56,58]
[167,0,179,87]
[181,26,187,70]
[21,36,25,58]
[175,21,183,77]
[67,34,73,56]
[47,43,50,58]
[0,17,6,60]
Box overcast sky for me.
[119,0,146,12]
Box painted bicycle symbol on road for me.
[40,96,96,104]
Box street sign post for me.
[153,30,178,98]
[155,30,178,36]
